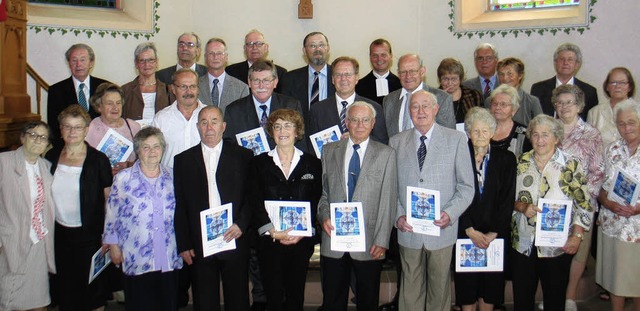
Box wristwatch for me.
[572,232,584,241]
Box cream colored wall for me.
[27,0,640,121]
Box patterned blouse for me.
[600,139,640,243]
[558,118,606,211]
[103,161,183,276]
[513,149,593,257]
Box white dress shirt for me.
[153,100,206,168]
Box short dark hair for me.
[369,38,392,55]
[90,83,124,111]
[58,104,91,127]
[21,121,51,142]
[437,58,466,81]
[249,60,278,80]
[65,43,95,62]
[603,67,636,98]
[267,109,305,140]
[303,32,328,47]
[331,57,359,75]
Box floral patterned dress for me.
[512,149,592,258]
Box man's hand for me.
[180,249,195,265]
[322,219,334,236]
[434,211,451,228]
[370,245,387,259]
[396,215,413,233]
[223,224,242,242]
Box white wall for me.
[27,0,640,121]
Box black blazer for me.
[279,65,336,125]
[155,64,208,85]
[458,141,517,239]
[309,94,389,144]
[45,143,113,242]
[223,93,308,152]
[173,141,254,260]
[355,71,402,106]
[47,76,111,144]
[226,61,288,92]
[248,152,322,244]
[530,76,599,120]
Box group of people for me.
[0,28,638,311]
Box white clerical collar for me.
[373,71,390,79]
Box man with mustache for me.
[156,32,208,85]
[152,68,206,168]
[280,31,336,127]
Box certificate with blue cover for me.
[236,127,271,156]
[309,125,341,158]
[534,198,573,247]
[330,202,366,252]
[455,238,504,272]
[264,200,312,237]
[406,186,441,236]
[200,203,236,257]
[96,128,133,167]
[609,167,640,206]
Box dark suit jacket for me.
[226,61,287,92]
[355,71,402,106]
[173,141,253,260]
[530,76,599,120]
[458,141,516,239]
[45,143,113,241]
[121,76,172,120]
[47,76,110,143]
[155,64,208,85]
[248,151,322,245]
[280,65,336,125]
[223,93,308,151]
[309,94,389,144]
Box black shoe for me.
[251,301,267,311]
[378,300,398,311]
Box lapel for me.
[423,125,444,173]
[13,149,31,213]
[198,76,213,106]
[401,131,421,179]
[332,139,348,197]
[193,146,211,207]
[220,77,233,105]
[389,91,402,127]
[357,141,379,188]
[243,96,261,127]
[325,97,341,129]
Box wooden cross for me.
[298,0,312,19]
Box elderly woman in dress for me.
[588,67,637,147]
[454,107,516,311]
[492,57,543,126]
[437,58,483,124]
[86,83,141,175]
[248,108,322,311]
[121,42,171,124]
[488,84,532,158]
[0,121,55,311]
[552,84,606,310]
[103,127,183,311]
[596,101,640,311]
[511,115,593,310]
[45,105,112,311]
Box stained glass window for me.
[490,0,579,11]
[27,0,119,9]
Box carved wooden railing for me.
[26,63,49,116]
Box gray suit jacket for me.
[389,125,474,250]
[197,73,250,114]
[383,84,456,137]
[317,139,397,260]
[0,147,56,274]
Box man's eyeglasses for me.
[174,84,198,91]
[24,132,49,143]
[178,41,197,48]
[245,41,265,48]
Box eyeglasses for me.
[410,104,436,111]
[491,101,511,109]
[333,72,355,79]
[398,69,420,77]
[272,123,296,131]
[475,56,496,62]
[61,124,86,132]
[178,41,197,48]
[206,51,226,58]
[347,117,372,125]
[245,41,265,48]
[249,78,275,86]
[609,81,630,87]
[305,43,327,50]
[24,132,49,143]
[174,84,198,91]
[136,58,157,65]
[554,100,577,107]
[440,77,460,83]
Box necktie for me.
[418,136,427,171]
[310,71,320,105]
[402,92,413,131]
[259,105,268,128]
[78,83,88,111]
[339,101,348,133]
[32,175,46,241]
[483,78,491,99]
[348,144,361,202]
[211,79,220,107]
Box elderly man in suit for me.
[309,56,388,144]
[390,90,474,311]
[174,106,254,311]
[530,43,598,120]
[383,54,455,137]
[224,59,307,152]
[47,43,111,144]
[197,37,249,113]
[462,43,500,99]
[280,31,336,125]
[225,29,287,91]
[318,101,398,311]
[356,39,402,106]
[156,32,208,85]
